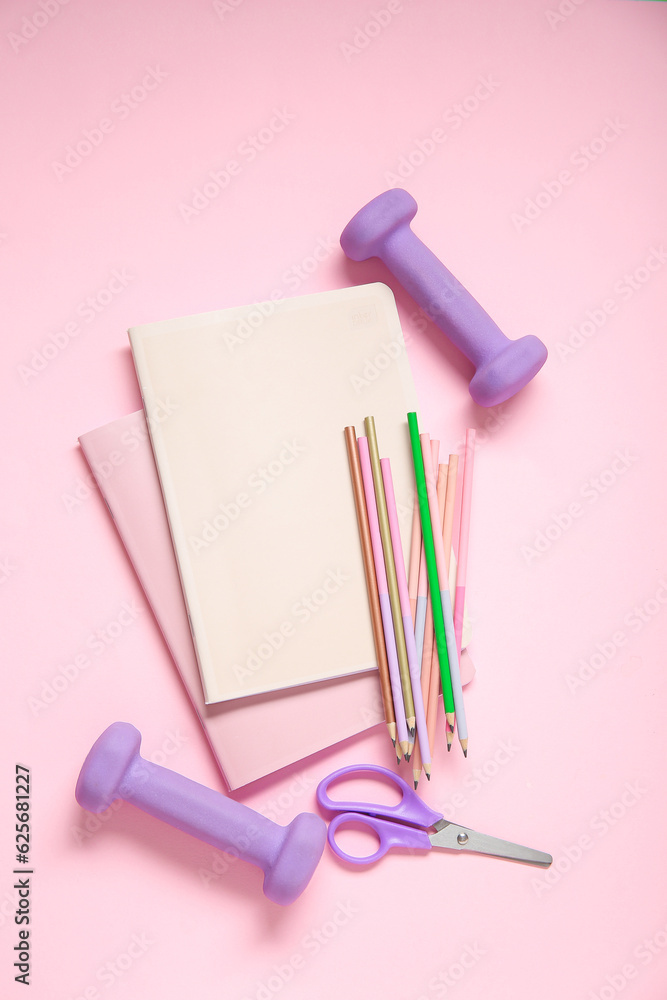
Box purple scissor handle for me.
[317,764,553,869]
[316,764,443,865]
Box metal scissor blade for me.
[430,821,552,868]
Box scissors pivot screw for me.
[457,832,469,845]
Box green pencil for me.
[407,411,456,732]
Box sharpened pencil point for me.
[414,780,418,789]
[396,754,401,765]
[447,742,451,752]
[391,738,396,747]
[426,772,431,780]
[405,753,411,762]
[409,727,415,738]
[463,748,467,757]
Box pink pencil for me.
[426,463,449,752]
[381,457,431,783]
[408,491,422,625]
[358,436,409,760]
[411,441,439,783]
[454,429,475,658]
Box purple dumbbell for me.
[75,722,326,905]
[341,189,548,407]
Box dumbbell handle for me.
[121,755,286,869]
[381,226,503,370]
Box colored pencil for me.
[413,456,447,780]
[381,457,431,783]
[364,416,415,752]
[344,426,396,749]
[406,412,456,732]
[421,433,468,755]
[426,462,450,751]
[408,491,422,626]
[357,435,409,760]
[414,440,438,673]
[454,429,475,658]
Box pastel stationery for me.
[414,440,439,674]
[357,435,408,760]
[381,457,430,778]
[454,429,476,657]
[364,416,415,742]
[128,284,418,704]
[344,426,395,749]
[317,765,552,868]
[420,433,468,754]
[79,410,388,790]
[426,462,450,755]
[407,412,455,731]
[407,495,421,625]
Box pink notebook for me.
[79,410,384,790]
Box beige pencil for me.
[365,416,416,755]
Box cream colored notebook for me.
[129,283,418,704]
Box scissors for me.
[317,765,552,868]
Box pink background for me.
[2,0,667,997]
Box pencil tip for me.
[463,749,468,758]
[396,756,401,765]
[391,738,396,747]
[426,773,431,781]
[409,727,415,738]
[405,753,411,762]
[447,743,451,752]
[413,781,418,790]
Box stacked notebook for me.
[80,283,471,788]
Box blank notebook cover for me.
[79,411,386,790]
[129,283,420,704]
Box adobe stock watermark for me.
[350,336,408,393]
[198,825,261,888]
[189,439,306,553]
[384,75,501,186]
[71,730,188,846]
[587,917,667,1000]
[0,557,16,584]
[198,774,317,887]
[179,108,296,222]
[556,246,667,361]
[531,780,647,898]
[259,773,317,824]
[511,117,628,233]
[340,1,407,62]
[240,900,358,1000]
[221,235,338,353]
[8,0,72,54]
[411,943,486,1000]
[63,931,155,999]
[545,0,588,30]
[18,268,135,385]
[232,568,350,685]
[213,0,244,19]
[521,449,638,564]
[61,397,179,513]
[565,577,666,693]
[52,67,168,180]
[433,741,520,820]
[27,601,142,716]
